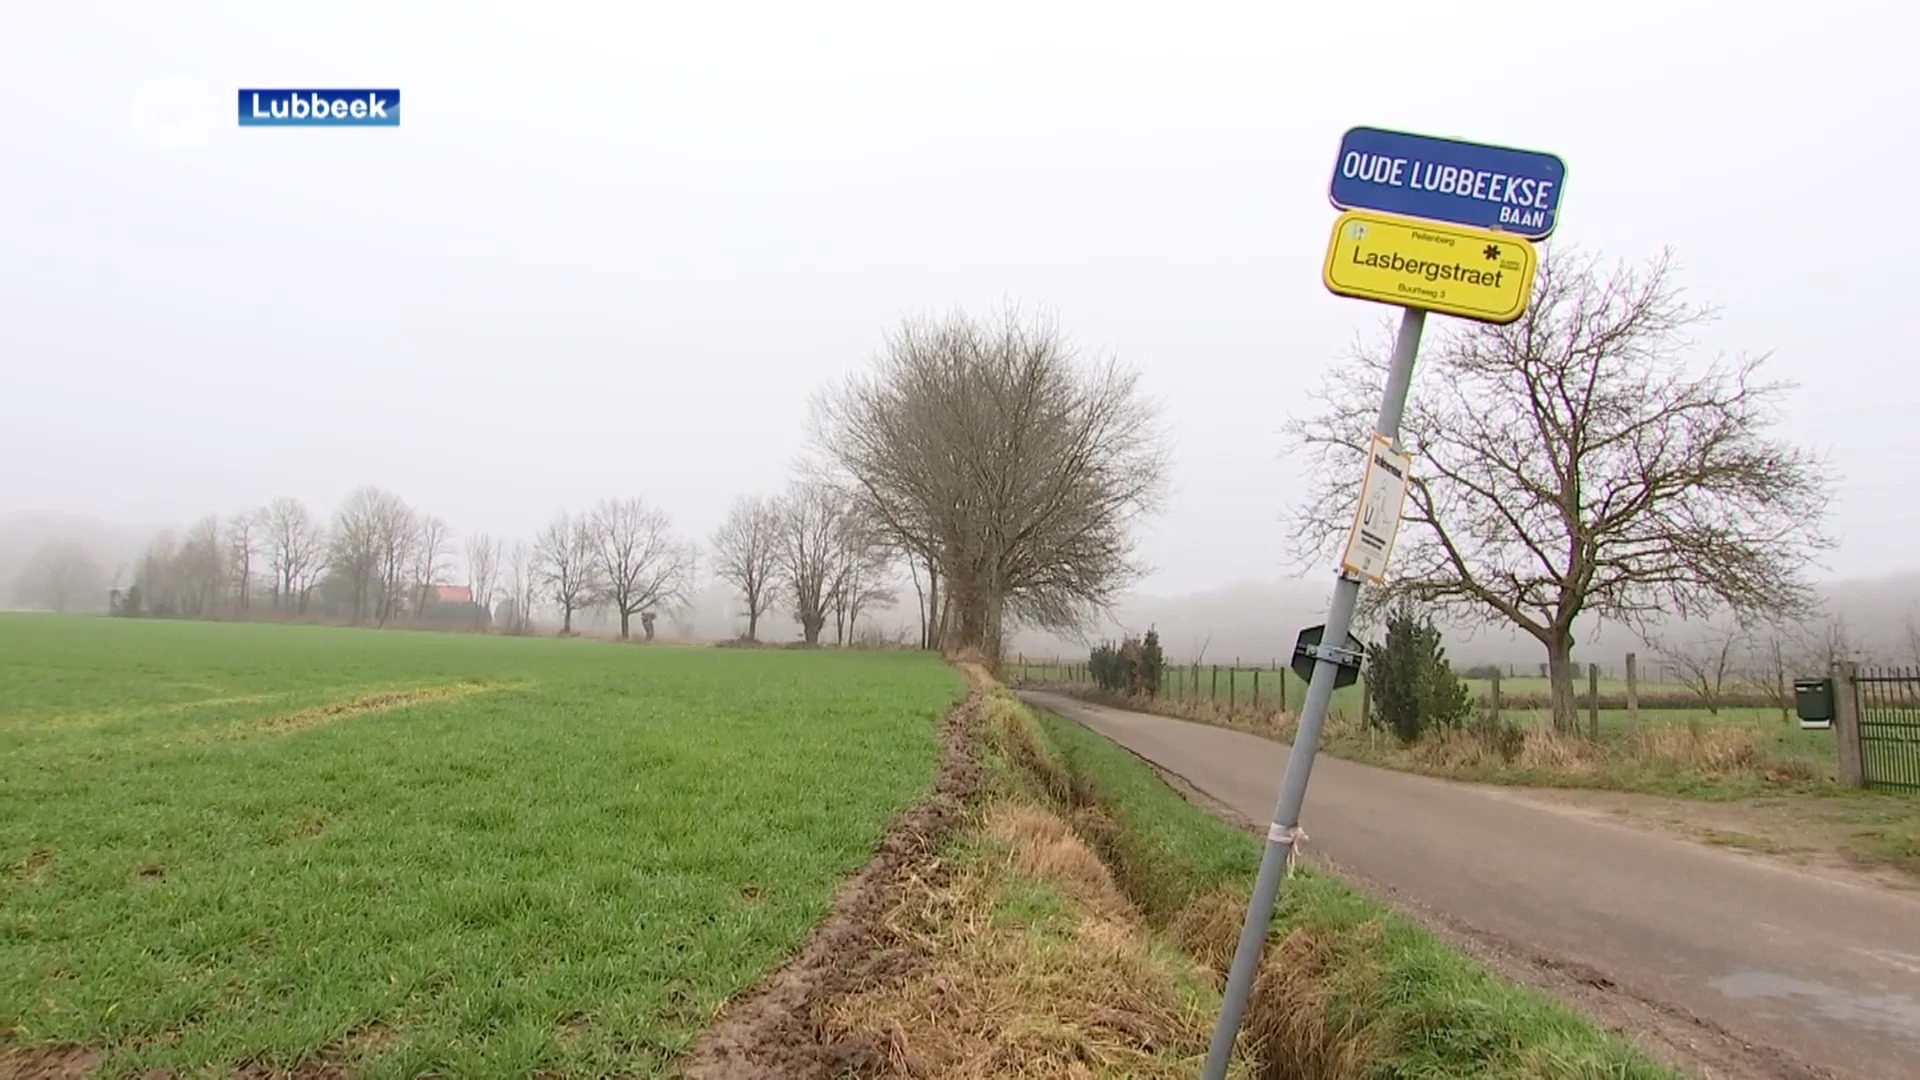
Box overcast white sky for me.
[2,0,1914,595]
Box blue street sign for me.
[1329,126,1567,239]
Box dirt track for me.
[1021,691,1920,1080]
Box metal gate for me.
[1857,668,1920,791]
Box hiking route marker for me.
[1201,127,1563,1079]
[1340,434,1412,583]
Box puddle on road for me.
[1712,970,1920,1038]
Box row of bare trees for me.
[111,489,467,627]
[15,305,1180,659]
[710,483,897,645]
[1650,615,1870,718]
[98,489,687,639]
[532,499,695,638]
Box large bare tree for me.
[179,515,225,616]
[465,533,501,629]
[812,305,1167,659]
[328,487,417,625]
[264,497,326,613]
[504,539,537,633]
[776,482,842,645]
[711,495,784,641]
[828,508,897,645]
[224,509,262,612]
[411,514,454,617]
[534,511,600,635]
[1286,249,1833,732]
[588,497,693,639]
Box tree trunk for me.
[619,609,631,639]
[562,605,574,635]
[1546,636,1578,734]
[803,614,822,645]
[747,606,759,642]
[923,558,940,650]
[945,569,991,656]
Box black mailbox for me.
[1794,678,1834,728]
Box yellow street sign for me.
[1322,210,1537,324]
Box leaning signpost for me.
[1200,127,1566,1078]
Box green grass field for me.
[0,615,964,1077]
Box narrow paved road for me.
[1021,691,1920,1080]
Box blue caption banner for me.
[238,89,401,127]
[1329,127,1565,239]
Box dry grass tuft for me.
[988,693,1077,807]
[823,803,1239,1079]
[1242,925,1381,1080]
[1167,884,1247,978]
[1630,724,1761,771]
[231,681,519,739]
[986,806,1129,919]
[1514,729,1602,775]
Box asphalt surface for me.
[1020,691,1920,1080]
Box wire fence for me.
[1008,655,1792,719]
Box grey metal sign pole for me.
[1200,306,1426,1079]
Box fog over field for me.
[5,1,1917,672]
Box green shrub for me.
[1366,602,1472,743]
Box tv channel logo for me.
[238,89,400,127]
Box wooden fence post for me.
[1229,664,1236,708]
[1212,665,1219,700]
[1252,667,1260,706]
[1625,653,1640,735]
[1834,661,1866,788]
[1490,670,1501,726]
[1588,663,1600,741]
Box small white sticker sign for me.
[1340,435,1411,583]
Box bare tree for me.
[587,497,693,639]
[328,487,417,625]
[135,532,182,614]
[504,539,537,633]
[411,514,454,617]
[534,511,600,635]
[12,540,103,613]
[776,482,842,644]
[1746,621,1827,724]
[1286,249,1834,733]
[828,509,897,645]
[264,497,326,613]
[224,509,263,612]
[179,515,225,616]
[465,533,501,630]
[711,495,784,641]
[328,492,381,623]
[668,549,701,640]
[372,497,419,627]
[1651,620,1746,715]
[812,305,1168,660]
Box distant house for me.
[419,584,487,628]
[431,585,474,606]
